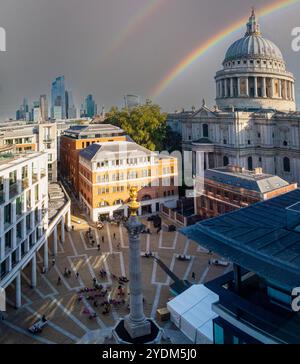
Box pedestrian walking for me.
[102,236,104,243]
[97,244,101,251]
[113,233,116,240]
[76,272,79,279]
[191,272,196,281]
[52,258,56,266]
[57,277,61,285]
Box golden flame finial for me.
[128,186,140,216]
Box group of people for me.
[78,281,128,317]
[99,269,107,278]
[56,269,79,285]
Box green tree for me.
[105,103,167,151]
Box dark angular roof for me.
[181,189,300,290]
[204,168,289,193]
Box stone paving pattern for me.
[0,207,229,344]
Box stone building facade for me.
[177,10,300,184]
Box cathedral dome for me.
[215,8,296,113]
[224,35,283,63]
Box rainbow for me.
[104,0,166,61]
[150,0,300,99]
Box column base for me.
[124,315,151,339]
[112,318,163,344]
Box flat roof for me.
[64,124,125,138]
[0,151,44,171]
[181,189,300,290]
[48,183,68,221]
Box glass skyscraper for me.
[51,76,66,119]
[83,94,97,118]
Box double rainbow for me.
[150,0,300,99]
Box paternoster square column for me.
[124,186,151,339]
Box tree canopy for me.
[105,102,168,151]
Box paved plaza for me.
[0,207,229,344]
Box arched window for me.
[248,156,253,171]
[223,156,229,167]
[283,157,290,172]
[99,200,109,207]
[283,141,288,147]
[203,124,209,138]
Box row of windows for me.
[223,155,291,173]
[95,170,152,183]
[225,59,284,68]
[1,226,44,279]
[163,190,175,197]
[96,156,152,168]
[98,185,126,195]
[5,137,33,145]
[205,187,256,205]
[199,197,234,215]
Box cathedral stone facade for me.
[178,10,300,184]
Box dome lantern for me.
[245,8,261,36]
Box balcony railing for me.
[43,138,53,143]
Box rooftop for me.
[204,165,291,194]
[48,183,69,221]
[79,141,153,161]
[0,151,44,172]
[224,9,284,63]
[181,189,300,290]
[64,124,125,139]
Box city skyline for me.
[0,0,300,119]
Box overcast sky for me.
[0,0,299,119]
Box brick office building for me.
[60,124,127,196]
[196,165,297,219]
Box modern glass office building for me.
[181,189,300,344]
[51,76,66,120]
